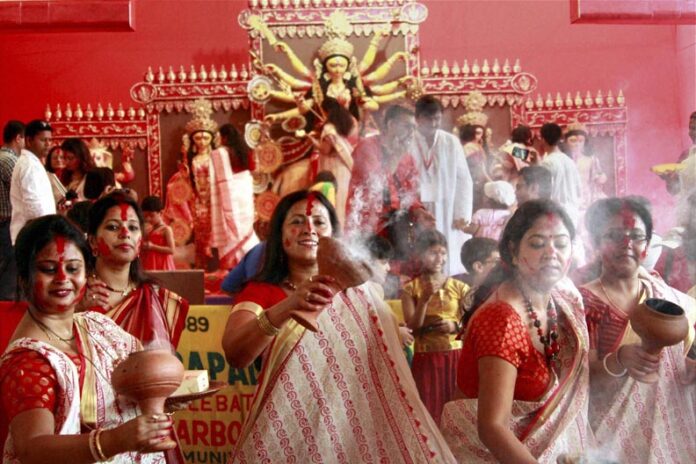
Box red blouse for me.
[457,302,551,401]
[580,287,629,357]
[0,349,82,423]
[236,281,287,309]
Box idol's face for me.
[325,56,349,81]
[192,131,213,153]
[92,204,143,265]
[598,211,649,278]
[32,238,87,313]
[281,199,333,264]
[565,134,586,156]
[513,214,572,292]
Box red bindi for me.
[119,203,130,221]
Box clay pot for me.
[290,237,373,332]
[112,349,185,414]
[630,298,688,383]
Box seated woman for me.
[441,199,591,463]
[0,215,173,463]
[221,190,455,463]
[580,197,696,463]
[82,191,189,347]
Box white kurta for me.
[412,130,473,275]
[542,148,582,227]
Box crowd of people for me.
[0,103,694,463]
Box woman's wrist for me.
[98,428,120,459]
[602,351,627,377]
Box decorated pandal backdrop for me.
[45,0,627,272]
[42,3,627,460]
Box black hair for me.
[465,200,575,324]
[365,235,394,261]
[66,201,92,234]
[24,120,51,139]
[540,123,562,146]
[383,104,414,126]
[45,146,63,173]
[690,111,696,120]
[253,190,339,285]
[415,95,444,118]
[414,229,448,254]
[458,124,482,144]
[314,170,337,187]
[83,167,116,200]
[460,237,498,273]
[141,195,164,213]
[585,197,653,247]
[88,191,152,285]
[14,215,91,302]
[61,138,95,184]
[519,165,553,200]
[219,123,251,171]
[511,125,533,145]
[3,120,25,144]
[322,97,355,137]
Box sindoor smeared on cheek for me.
[97,237,111,257]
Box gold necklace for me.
[598,278,643,312]
[27,309,75,344]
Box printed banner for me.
[174,305,259,464]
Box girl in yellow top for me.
[401,229,469,424]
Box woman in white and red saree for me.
[82,191,189,348]
[580,197,696,463]
[0,215,173,463]
[222,190,455,463]
[441,200,592,463]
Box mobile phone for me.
[511,145,530,161]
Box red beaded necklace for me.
[517,284,560,364]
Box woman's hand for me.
[431,320,457,334]
[103,413,175,455]
[618,344,661,381]
[287,275,337,313]
[398,324,414,347]
[82,275,110,309]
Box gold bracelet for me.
[88,429,101,462]
[94,428,108,461]
[603,352,627,377]
[256,311,280,337]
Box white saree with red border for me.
[231,284,456,463]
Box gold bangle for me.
[94,428,108,461]
[256,311,280,337]
[88,429,101,462]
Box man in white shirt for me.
[10,119,56,243]
[540,122,582,227]
[412,95,474,275]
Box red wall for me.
[0,0,692,231]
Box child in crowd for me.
[462,180,515,240]
[140,195,176,271]
[455,237,499,288]
[365,235,414,365]
[401,230,468,424]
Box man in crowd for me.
[346,105,434,263]
[10,119,55,243]
[515,165,552,205]
[540,122,582,227]
[0,121,25,300]
[412,95,473,275]
[662,111,696,195]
